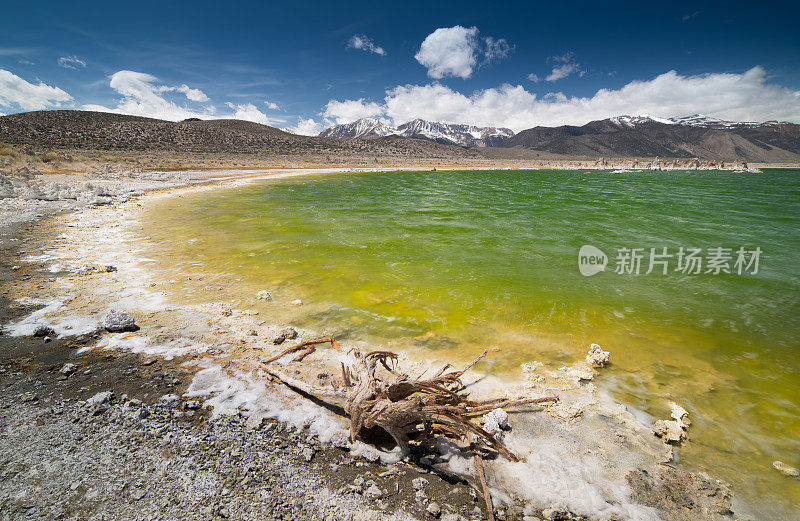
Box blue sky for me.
[1,0,799,133]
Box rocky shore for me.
[0,361,483,521]
[0,165,743,521]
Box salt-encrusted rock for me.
[60,363,77,376]
[585,343,610,366]
[654,401,691,443]
[91,196,114,206]
[484,408,509,429]
[246,329,258,336]
[772,461,800,477]
[100,310,138,332]
[86,391,113,405]
[301,446,315,462]
[412,477,429,491]
[426,501,441,517]
[159,394,181,408]
[364,483,383,499]
[653,419,686,443]
[33,324,55,337]
[105,265,117,272]
[256,290,273,301]
[441,515,468,521]
[669,402,691,426]
[272,334,287,345]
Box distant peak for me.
[319,118,514,147]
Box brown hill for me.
[0,110,481,162]
[501,118,800,162]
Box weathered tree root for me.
[261,340,557,462]
[261,341,558,519]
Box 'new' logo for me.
[578,245,607,276]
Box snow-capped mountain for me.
[395,119,514,147]
[318,118,394,140]
[318,118,514,147]
[608,113,783,129]
[609,115,674,127]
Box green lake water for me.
[144,169,800,519]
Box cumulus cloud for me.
[0,69,73,111]
[175,84,209,102]
[283,117,326,136]
[265,100,280,110]
[414,26,511,79]
[415,26,479,79]
[527,73,540,83]
[321,66,800,132]
[347,34,386,56]
[58,55,86,69]
[225,102,273,125]
[322,98,386,125]
[545,52,582,82]
[82,71,216,121]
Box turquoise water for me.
[145,169,800,519]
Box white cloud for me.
[283,117,326,136]
[152,83,210,102]
[527,73,540,83]
[83,71,216,121]
[415,26,479,79]
[176,84,209,102]
[414,26,512,79]
[545,52,581,82]
[224,102,274,125]
[347,34,386,56]
[0,69,73,111]
[265,100,280,110]
[321,67,800,132]
[57,55,86,70]
[546,63,579,82]
[322,98,385,125]
[484,36,512,63]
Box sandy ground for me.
[0,165,743,521]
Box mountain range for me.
[1,110,797,164]
[319,118,513,147]
[501,115,800,162]
[320,114,800,162]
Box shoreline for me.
[1,165,745,520]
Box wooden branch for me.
[469,433,495,521]
[261,365,344,399]
[262,337,336,364]
[292,346,317,362]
